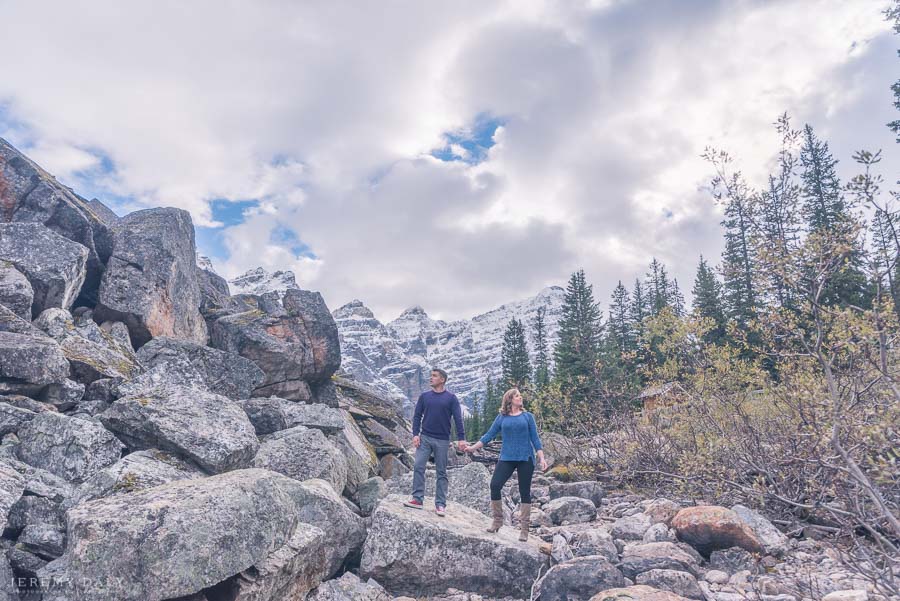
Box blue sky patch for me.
[271,224,317,259]
[431,114,504,165]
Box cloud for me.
[0,0,895,321]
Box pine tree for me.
[757,114,802,311]
[669,278,686,317]
[703,147,758,327]
[553,270,603,405]
[464,395,482,441]
[647,258,672,316]
[629,279,649,341]
[482,377,500,424]
[887,1,900,142]
[532,306,551,389]
[692,256,727,344]
[501,318,532,391]
[799,125,871,308]
[608,281,631,354]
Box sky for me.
[0,0,897,322]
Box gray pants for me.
[411,434,449,506]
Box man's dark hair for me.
[431,368,449,383]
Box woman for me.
[466,387,547,541]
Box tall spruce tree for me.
[647,258,672,315]
[799,125,870,308]
[692,256,727,344]
[608,281,631,354]
[482,377,500,424]
[758,114,802,311]
[532,306,551,389]
[500,318,532,391]
[887,1,900,142]
[629,279,649,341]
[670,278,686,317]
[704,148,758,327]
[553,270,603,404]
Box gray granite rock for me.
[571,528,618,563]
[100,385,258,474]
[0,462,24,532]
[619,542,702,580]
[210,288,341,398]
[94,207,207,348]
[360,494,548,598]
[136,337,264,401]
[0,262,32,320]
[34,307,139,384]
[731,504,789,557]
[16,412,123,483]
[37,469,309,601]
[64,449,204,509]
[252,426,348,494]
[635,569,704,600]
[0,138,112,306]
[545,496,597,525]
[535,555,625,601]
[0,223,88,317]
[306,572,391,601]
[548,480,604,507]
[357,476,387,515]
[0,332,69,397]
[0,402,36,437]
[612,512,653,541]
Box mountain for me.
[228,267,300,296]
[333,286,566,410]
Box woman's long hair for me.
[500,388,521,415]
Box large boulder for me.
[94,207,207,348]
[0,462,25,532]
[571,529,618,563]
[535,555,625,601]
[239,397,344,435]
[548,480,604,507]
[670,506,764,555]
[0,223,88,317]
[38,469,307,601]
[16,412,123,483]
[730,504,789,557]
[136,336,264,400]
[210,288,341,398]
[252,426,348,494]
[0,138,112,306]
[618,542,702,580]
[0,303,44,335]
[545,496,597,525]
[99,385,258,474]
[34,308,139,384]
[0,402,37,436]
[611,512,653,541]
[275,478,367,577]
[588,585,693,601]
[360,494,548,598]
[0,262,32,319]
[230,524,330,601]
[0,332,69,397]
[386,461,494,516]
[331,409,378,497]
[64,449,205,509]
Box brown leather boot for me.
[486,500,503,533]
[518,503,531,541]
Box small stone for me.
[704,570,729,584]
[822,592,868,601]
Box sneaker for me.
[403,498,424,509]
[435,505,446,517]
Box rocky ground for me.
[0,136,890,601]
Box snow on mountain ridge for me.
[229,267,300,296]
[334,286,565,409]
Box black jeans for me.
[490,459,535,503]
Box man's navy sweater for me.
[412,390,466,441]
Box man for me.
[404,368,467,516]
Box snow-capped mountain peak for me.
[229,267,300,296]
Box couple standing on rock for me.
[404,369,548,542]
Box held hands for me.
[465,441,482,454]
[456,440,469,453]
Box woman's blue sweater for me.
[479,411,543,462]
